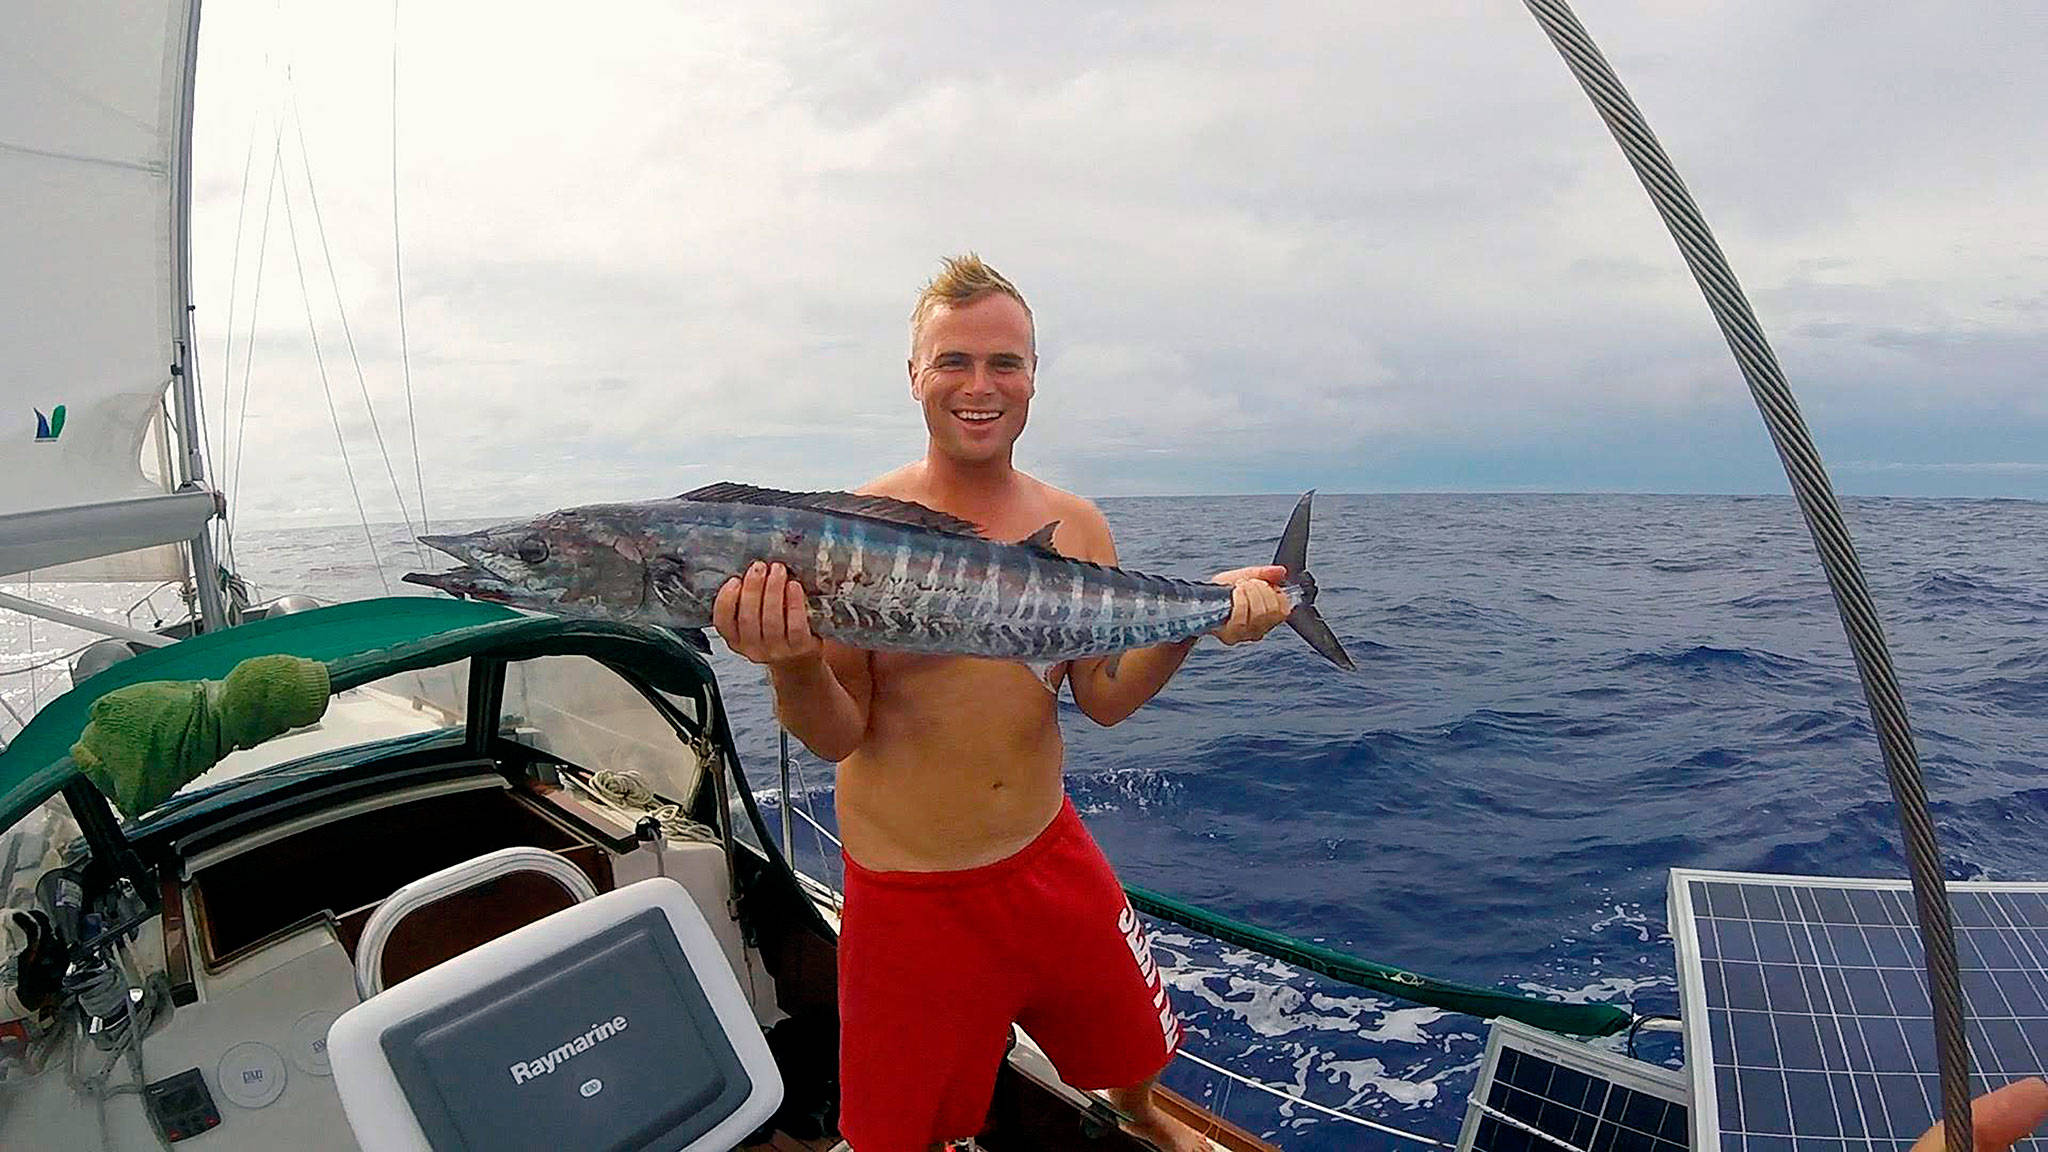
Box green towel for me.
[71,655,332,819]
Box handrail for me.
[1125,884,1630,1038]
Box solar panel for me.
[1456,1017,1690,1152]
[1669,869,2048,1152]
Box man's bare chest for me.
[883,489,1064,547]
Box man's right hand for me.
[1912,1078,2048,1152]
[713,561,822,668]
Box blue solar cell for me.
[1705,882,1744,918]
[1551,1065,1595,1112]
[1882,967,1933,1016]
[1783,1071,1837,1136]
[1471,1115,1533,1152]
[1493,1083,1543,1127]
[1723,962,1768,1010]
[1745,886,1790,922]
[1843,966,1890,1014]
[1866,926,1913,967]
[1738,1068,1791,1134]
[1954,891,1999,928]
[1997,970,2047,1015]
[1824,923,1872,967]
[1731,1009,1779,1066]
[1617,1089,1664,1134]
[1844,887,1892,926]
[1762,963,1810,1014]
[1809,887,1853,923]
[1755,920,1798,963]
[1773,1015,1824,1071]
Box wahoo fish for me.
[405,482,1353,670]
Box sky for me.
[185,1,2048,529]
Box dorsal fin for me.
[1017,521,1062,558]
[675,481,985,537]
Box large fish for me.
[405,482,1353,670]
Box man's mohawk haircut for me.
[911,253,1033,353]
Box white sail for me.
[0,0,214,580]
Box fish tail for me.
[1272,491,1354,671]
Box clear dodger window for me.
[501,656,705,812]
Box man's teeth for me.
[957,410,1001,422]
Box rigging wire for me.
[288,100,424,563]
[787,751,838,892]
[1172,1049,1445,1146]
[25,581,38,713]
[227,20,293,548]
[228,134,285,544]
[390,0,429,536]
[277,114,390,594]
[1520,4,1973,1148]
[209,53,270,574]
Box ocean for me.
[5,493,2045,1148]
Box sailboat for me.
[0,4,1379,1148]
[4,1,2005,1150]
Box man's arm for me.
[714,561,871,761]
[1061,505,1290,727]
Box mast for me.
[172,0,228,631]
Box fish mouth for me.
[417,533,476,565]
[402,567,518,603]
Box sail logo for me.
[34,405,65,442]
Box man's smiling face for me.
[909,292,1037,466]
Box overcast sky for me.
[186,1,2048,529]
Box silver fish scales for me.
[406,482,1352,669]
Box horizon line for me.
[240,488,2047,534]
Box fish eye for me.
[516,537,549,564]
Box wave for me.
[1606,643,1811,681]
[1370,595,1530,633]
[1907,569,2048,614]
[1962,673,2048,712]
[1726,586,1834,611]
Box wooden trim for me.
[514,778,638,850]
[159,870,196,1006]
[1152,1083,1280,1151]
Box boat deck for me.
[736,1083,1275,1151]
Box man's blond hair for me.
[909,253,1034,356]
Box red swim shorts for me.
[836,796,1183,1151]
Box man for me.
[713,255,1291,1151]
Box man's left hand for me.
[1209,565,1290,645]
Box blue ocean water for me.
[5,493,2045,1147]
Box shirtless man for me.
[713,255,1291,1152]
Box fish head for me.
[417,508,652,618]
[399,565,551,610]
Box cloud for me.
[185,1,2048,526]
